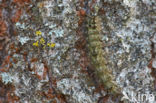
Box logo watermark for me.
[122,90,155,103]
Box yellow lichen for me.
[47,43,55,48]
[33,41,39,47]
[40,38,45,45]
[43,45,46,49]
[33,30,56,49]
[36,31,42,36]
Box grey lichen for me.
[1,72,13,84]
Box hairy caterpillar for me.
[76,0,121,99]
[86,15,120,95]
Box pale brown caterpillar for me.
[95,16,102,32]
[86,16,120,95]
